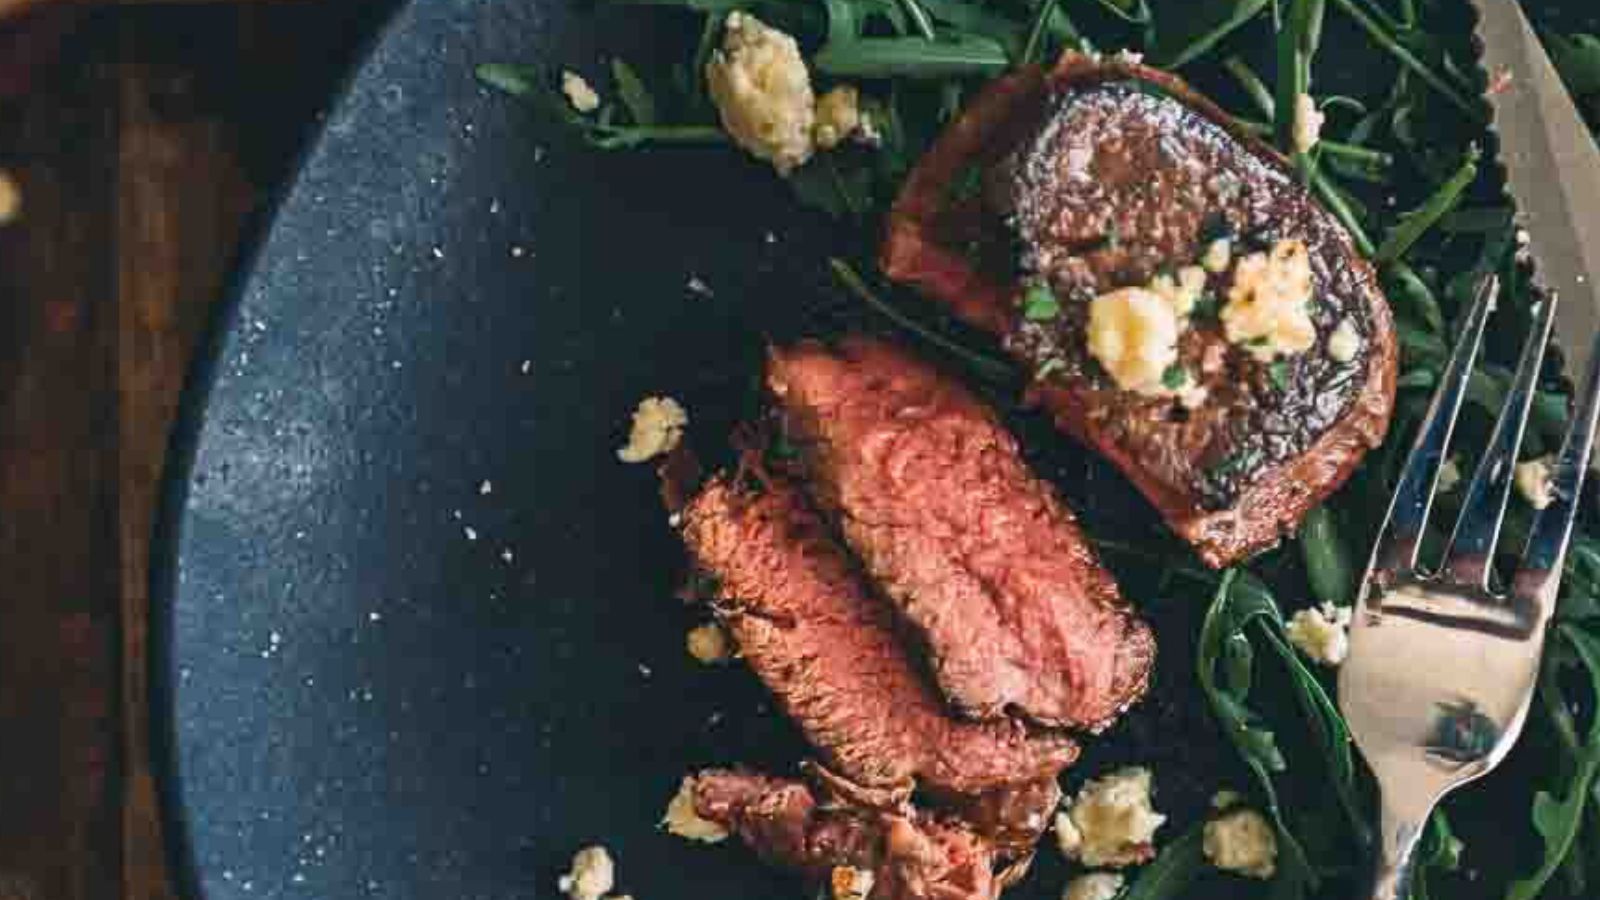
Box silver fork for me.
[1340,273,1600,900]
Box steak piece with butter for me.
[882,53,1397,567]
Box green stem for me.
[1375,148,1480,264]
[1021,0,1061,66]
[1327,0,1479,117]
[1235,120,1393,168]
[897,0,938,41]
[1225,56,1276,117]
[827,259,1014,382]
[1313,171,1378,256]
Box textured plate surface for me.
[156,1,1592,899]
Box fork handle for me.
[1362,793,1431,900]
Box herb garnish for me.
[1022,280,1061,321]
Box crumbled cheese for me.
[662,776,731,843]
[1211,790,1244,810]
[813,85,863,151]
[1201,238,1232,274]
[1178,384,1209,410]
[1285,602,1352,667]
[1064,872,1125,900]
[1055,767,1167,868]
[617,396,689,464]
[1515,456,1556,510]
[686,622,732,664]
[1114,49,1145,66]
[1437,456,1463,493]
[1292,93,1325,155]
[1327,318,1362,363]
[1149,266,1208,318]
[1222,239,1317,360]
[1204,808,1278,880]
[1087,287,1181,396]
[561,71,602,114]
[706,13,816,174]
[558,846,616,900]
[0,169,20,225]
[830,866,875,900]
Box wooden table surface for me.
[0,4,397,897]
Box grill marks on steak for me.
[691,769,1005,900]
[679,475,1081,798]
[882,54,1397,567]
[767,338,1156,730]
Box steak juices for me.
[665,52,1395,900]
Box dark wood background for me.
[0,4,397,898]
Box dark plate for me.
[155,2,1592,899]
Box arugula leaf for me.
[814,35,1010,79]
[1089,0,1153,26]
[1121,820,1207,899]
[1149,0,1271,70]
[1412,809,1463,900]
[1273,0,1326,166]
[475,62,542,97]
[1547,32,1600,97]
[1298,506,1354,607]
[1197,571,1321,898]
[1506,626,1600,900]
[610,59,658,126]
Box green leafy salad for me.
[481,1,1600,897]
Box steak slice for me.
[690,769,1003,900]
[679,474,1079,797]
[767,337,1155,730]
[881,53,1397,568]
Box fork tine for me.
[1513,329,1600,604]
[1371,274,1499,578]
[1439,291,1560,587]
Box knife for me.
[1468,0,1600,392]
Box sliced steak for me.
[881,53,1397,568]
[679,475,1079,797]
[767,337,1155,730]
[691,769,1003,900]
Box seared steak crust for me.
[882,53,1397,567]
[691,769,1003,900]
[767,338,1155,730]
[679,475,1080,797]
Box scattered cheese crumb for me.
[1064,872,1125,900]
[1327,318,1362,363]
[558,846,615,900]
[0,169,20,226]
[1285,602,1352,667]
[1149,266,1208,318]
[814,86,863,151]
[1222,239,1317,360]
[662,776,730,843]
[1087,287,1181,396]
[1055,767,1167,868]
[706,13,816,175]
[617,396,689,464]
[479,479,493,495]
[686,622,733,664]
[1516,456,1556,510]
[1211,790,1244,810]
[1201,238,1233,274]
[830,866,875,900]
[1114,49,1145,65]
[561,71,602,114]
[1437,456,1463,493]
[1204,808,1278,880]
[1292,93,1325,155]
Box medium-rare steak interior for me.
[882,53,1397,567]
[690,770,1005,900]
[666,336,1155,899]
[767,338,1156,731]
[679,474,1081,798]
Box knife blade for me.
[1468,0,1600,390]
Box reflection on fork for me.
[1340,273,1600,900]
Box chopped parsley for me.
[1035,357,1067,380]
[1022,281,1062,321]
[1193,291,1221,319]
[1162,363,1188,389]
[1268,359,1292,390]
